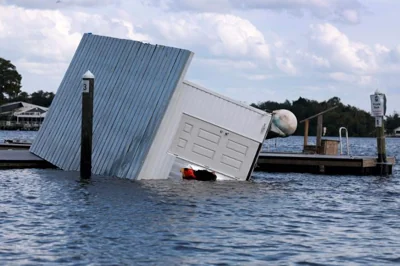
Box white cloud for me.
[68,12,151,42]
[339,9,359,24]
[245,74,271,81]
[0,6,81,63]
[195,58,257,70]
[276,57,297,75]
[1,0,121,9]
[0,4,151,93]
[305,23,400,90]
[296,51,331,69]
[309,23,377,73]
[387,45,400,63]
[329,72,373,85]
[162,0,231,12]
[15,59,68,77]
[1,0,400,115]
[153,13,270,60]
[145,0,364,24]
[222,86,276,105]
[375,44,390,55]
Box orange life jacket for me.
[182,168,196,179]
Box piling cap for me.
[83,70,95,79]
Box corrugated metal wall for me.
[30,34,193,179]
[138,80,272,180]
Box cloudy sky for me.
[0,0,399,113]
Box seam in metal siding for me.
[42,35,102,164]
[114,45,173,177]
[62,37,132,171]
[124,49,192,179]
[81,38,133,172]
[56,36,114,169]
[30,34,193,179]
[91,41,148,175]
[137,54,194,180]
[80,40,148,173]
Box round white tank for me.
[271,109,298,136]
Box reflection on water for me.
[0,130,37,143]
[0,132,400,265]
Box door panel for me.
[169,114,260,180]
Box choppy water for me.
[1,131,400,265]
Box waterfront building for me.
[0,102,48,130]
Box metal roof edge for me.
[182,80,270,116]
[0,101,49,110]
[83,33,194,55]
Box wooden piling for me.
[316,115,323,149]
[370,91,388,176]
[303,119,309,148]
[376,117,388,175]
[80,71,94,179]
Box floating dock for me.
[0,143,32,150]
[0,150,56,169]
[256,152,395,175]
[0,148,395,176]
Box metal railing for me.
[339,127,350,156]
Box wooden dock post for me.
[370,90,388,175]
[316,115,323,152]
[300,106,338,153]
[377,120,387,161]
[80,70,94,179]
[303,119,309,148]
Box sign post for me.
[370,90,387,175]
[81,70,95,179]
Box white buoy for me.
[270,109,298,137]
[272,109,297,136]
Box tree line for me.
[4,90,55,108]
[0,57,54,107]
[251,97,400,137]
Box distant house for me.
[394,127,400,137]
[0,102,48,130]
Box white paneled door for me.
[169,114,261,180]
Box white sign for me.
[375,117,383,128]
[370,94,384,117]
[83,80,90,93]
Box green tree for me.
[14,91,30,102]
[386,112,400,134]
[0,58,22,104]
[30,90,55,107]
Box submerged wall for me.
[30,34,193,179]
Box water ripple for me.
[0,136,400,265]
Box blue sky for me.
[0,0,399,114]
